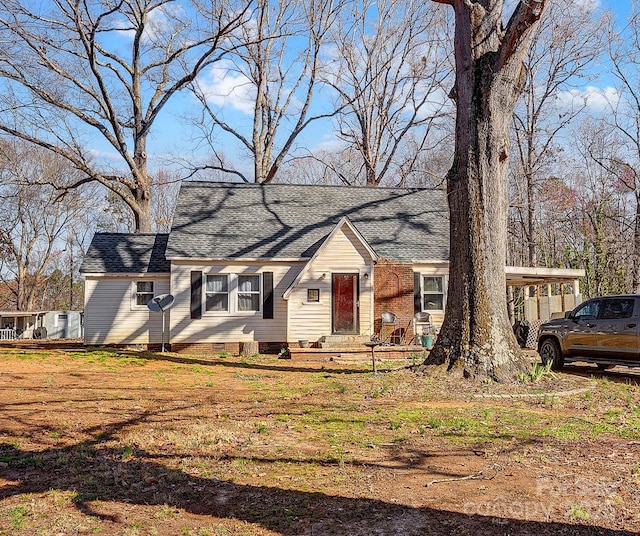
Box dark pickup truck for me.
[537,295,640,370]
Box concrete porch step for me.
[319,335,370,348]
[289,345,427,362]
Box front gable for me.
[284,218,376,342]
[283,217,376,300]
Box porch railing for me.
[0,329,17,340]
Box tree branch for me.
[499,0,548,69]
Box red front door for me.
[332,273,359,334]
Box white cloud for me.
[571,0,600,12]
[88,148,125,162]
[556,86,620,112]
[198,60,306,117]
[198,60,256,115]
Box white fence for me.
[524,294,581,322]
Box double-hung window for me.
[422,276,445,311]
[206,275,229,312]
[135,281,154,307]
[238,275,261,312]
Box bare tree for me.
[274,148,361,185]
[0,0,252,232]
[604,5,640,291]
[325,0,453,186]
[152,168,181,232]
[426,0,549,381]
[0,140,93,310]
[568,118,632,296]
[510,0,606,267]
[190,0,344,183]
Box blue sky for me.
[601,0,630,16]
[89,0,636,181]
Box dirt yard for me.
[0,344,639,535]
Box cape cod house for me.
[80,181,584,352]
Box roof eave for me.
[166,256,311,263]
[81,271,171,277]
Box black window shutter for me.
[191,271,202,319]
[263,272,274,319]
[414,272,422,314]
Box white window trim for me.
[204,273,262,315]
[237,274,261,313]
[205,274,231,313]
[55,313,68,327]
[131,279,156,310]
[421,274,447,313]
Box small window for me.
[422,276,444,310]
[307,289,320,302]
[238,275,261,312]
[574,299,601,320]
[206,275,229,312]
[135,281,154,306]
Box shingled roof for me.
[166,182,449,262]
[80,233,170,274]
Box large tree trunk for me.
[426,0,548,381]
[131,181,153,233]
[132,195,153,233]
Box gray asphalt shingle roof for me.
[166,182,449,262]
[80,233,170,273]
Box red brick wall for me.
[171,342,288,355]
[374,259,415,340]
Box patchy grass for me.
[0,345,638,535]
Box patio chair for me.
[409,312,434,345]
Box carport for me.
[505,266,585,349]
[505,266,585,322]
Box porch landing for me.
[289,344,428,363]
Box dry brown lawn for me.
[0,344,639,535]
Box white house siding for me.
[83,274,170,345]
[412,263,449,329]
[170,261,301,343]
[287,225,374,342]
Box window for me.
[602,298,635,320]
[205,273,261,313]
[206,275,229,312]
[135,281,154,307]
[422,276,444,311]
[238,275,261,312]
[574,299,601,320]
[307,289,320,303]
